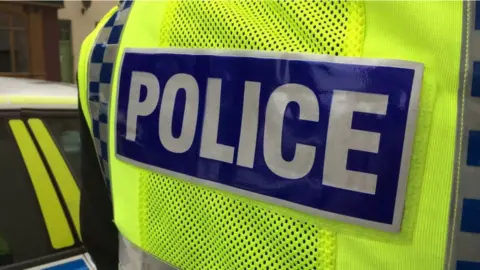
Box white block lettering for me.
[200,78,235,164]
[159,73,199,153]
[263,84,319,179]
[323,90,388,194]
[125,71,160,141]
[236,81,261,168]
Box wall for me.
[58,1,117,77]
[42,5,60,81]
[0,2,55,80]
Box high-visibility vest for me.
[78,1,480,269]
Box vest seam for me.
[447,1,471,269]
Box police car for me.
[0,77,94,269]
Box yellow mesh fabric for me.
[160,1,364,56]
[337,2,462,269]
[137,1,365,269]
[141,174,336,270]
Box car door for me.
[0,109,94,270]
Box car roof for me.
[0,77,78,110]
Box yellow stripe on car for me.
[0,96,77,109]
[28,118,82,240]
[9,120,74,249]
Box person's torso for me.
[78,1,480,269]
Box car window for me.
[0,115,56,267]
[0,236,12,265]
[42,117,81,186]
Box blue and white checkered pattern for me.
[87,0,134,190]
[452,1,480,269]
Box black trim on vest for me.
[78,86,118,270]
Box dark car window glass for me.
[0,236,12,266]
[42,117,81,186]
[0,116,54,267]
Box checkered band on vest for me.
[87,0,133,190]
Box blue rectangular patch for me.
[115,49,423,231]
[472,62,480,97]
[467,130,480,166]
[476,0,480,30]
[457,260,480,270]
[461,198,480,233]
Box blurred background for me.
[0,1,118,269]
[0,0,117,83]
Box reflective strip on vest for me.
[447,1,480,269]
[119,235,178,270]
[87,0,133,189]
